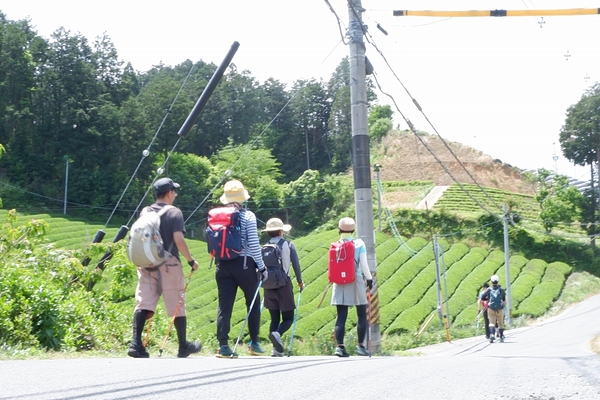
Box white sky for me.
[2,0,600,182]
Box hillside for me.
[373,130,537,196]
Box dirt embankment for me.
[374,131,537,195]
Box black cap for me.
[154,177,180,195]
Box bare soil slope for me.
[374,131,536,195]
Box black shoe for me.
[177,340,202,358]
[269,331,285,353]
[128,343,149,358]
[334,346,349,357]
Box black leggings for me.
[269,309,295,334]
[335,304,367,346]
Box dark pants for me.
[269,309,295,335]
[216,256,261,346]
[335,304,368,346]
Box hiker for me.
[481,274,506,343]
[215,179,267,357]
[477,282,491,339]
[262,218,305,357]
[331,217,373,357]
[128,177,201,358]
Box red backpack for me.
[328,240,356,284]
[205,206,243,260]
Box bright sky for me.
[3,0,600,182]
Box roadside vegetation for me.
[1,206,599,359]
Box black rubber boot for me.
[128,310,149,358]
[174,316,201,358]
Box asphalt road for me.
[1,294,599,400]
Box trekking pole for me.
[231,280,262,358]
[317,282,331,308]
[143,315,153,348]
[475,308,483,337]
[159,268,194,357]
[367,289,372,358]
[287,290,302,357]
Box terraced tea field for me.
[5,212,572,349]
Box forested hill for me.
[0,13,386,226]
[0,12,586,241]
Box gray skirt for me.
[331,276,367,306]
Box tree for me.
[560,83,600,242]
[559,83,600,167]
[535,169,583,233]
[368,104,393,142]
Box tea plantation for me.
[5,212,573,354]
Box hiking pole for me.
[367,289,372,358]
[231,279,262,358]
[475,308,484,336]
[143,315,153,348]
[159,268,194,357]
[287,289,302,357]
[317,282,332,308]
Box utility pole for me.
[374,163,382,231]
[348,0,380,352]
[503,203,513,325]
[64,155,70,215]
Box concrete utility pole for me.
[63,155,70,215]
[503,203,513,325]
[347,0,380,352]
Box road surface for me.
[1,294,599,400]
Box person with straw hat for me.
[214,179,267,358]
[261,218,304,357]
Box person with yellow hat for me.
[214,180,267,358]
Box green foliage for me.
[534,169,583,233]
[368,104,393,142]
[559,82,600,167]
[282,170,353,235]
[0,210,130,351]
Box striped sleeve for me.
[241,209,265,270]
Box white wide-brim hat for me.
[220,179,250,204]
[338,217,355,231]
[263,218,292,233]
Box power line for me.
[358,15,505,214]
[370,71,501,219]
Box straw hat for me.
[263,218,292,233]
[220,180,250,204]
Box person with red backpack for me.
[213,180,267,358]
[261,218,304,357]
[331,217,373,357]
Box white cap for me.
[490,275,499,284]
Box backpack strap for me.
[156,204,176,253]
[157,204,175,217]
